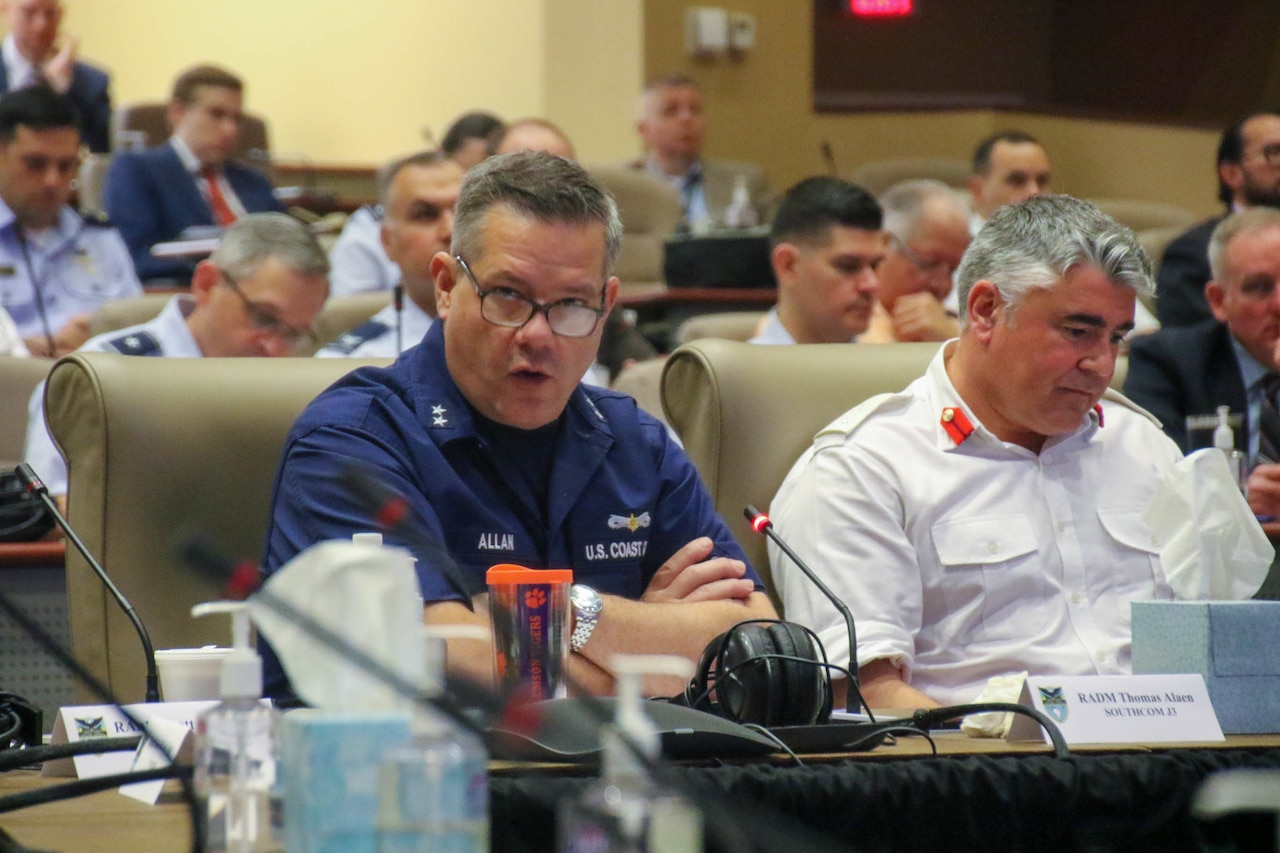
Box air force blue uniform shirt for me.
[260,320,758,697]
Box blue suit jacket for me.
[0,60,111,153]
[1123,319,1248,453]
[102,142,283,282]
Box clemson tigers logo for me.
[524,587,547,608]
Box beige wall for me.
[51,0,642,166]
[644,0,1224,217]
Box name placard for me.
[43,700,217,778]
[1007,674,1224,745]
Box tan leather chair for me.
[0,356,55,468]
[86,293,173,338]
[662,339,942,607]
[45,353,388,702]
[609,357,668,425]
[309,292,392,352]
[86,292,392,356]
[589,166,682,298]
[674,311,766,345]
[849,158,971,195]
[76,153,113,216]
[110,102,271,167]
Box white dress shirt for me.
[770,342,1183,707]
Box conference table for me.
[3,734,1278,852]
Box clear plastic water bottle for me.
[722,174,758,229]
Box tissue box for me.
[1132,600,1280,734]
[279,710,412,853]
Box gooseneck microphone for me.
[744,504,863,716]
[16,464,160,703]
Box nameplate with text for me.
[43,700,216,778]
[1007,674,1224,745]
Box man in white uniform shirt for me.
[24,213,328,500]
[770,195,1190,710]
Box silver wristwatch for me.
[569,584,603,653]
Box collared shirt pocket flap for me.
[1097,507,1161,555]
[932,515,1038,567]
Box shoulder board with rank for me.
[103,331,163,356]
[320,319,391,355]
[80,210,114,228]
[813,391,909,447]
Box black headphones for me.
[680,620,833,728]
[0,472,54,544]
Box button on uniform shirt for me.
[23,295,200,494]
[769,342,1184,707]
[0,200,142,341]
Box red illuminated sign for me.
[850,0,914,17]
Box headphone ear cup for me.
[715,624,774,725]
[767,622,832,726]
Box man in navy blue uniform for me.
[262,151,775,697]
[103,65,283,284]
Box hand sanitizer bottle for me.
[558,655,702,853]
[1213,405,1247,493]
[192,601,281,853]
[722,174,758,229]
[376,625,489,853]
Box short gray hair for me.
[879,179,969,242]
[1208,207,1280,283]
[451,150,622,273]
[954,195,1153,327]
[210,212,330,282]
[377,149,450,206]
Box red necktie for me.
[201,166,237,226]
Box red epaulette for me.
[1093,403,1104,427]
[940,407,975,445]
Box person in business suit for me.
[0,0,109,153]
[627,74,772,230]
[102,64,283,284]
[1156,110,1280,328]
[1126,209,1280,513]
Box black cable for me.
[0,765,190,814]
[0,590,202,852]
[910,703,1072,760]
[0,736,143,773]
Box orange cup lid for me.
[485,563,573,585]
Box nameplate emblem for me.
[1007,674,1223,745]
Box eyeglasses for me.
[455,255,606,338]
[889,234,953,279]
[220,270,316,346]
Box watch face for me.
[571,584,603,615]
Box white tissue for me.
[250,540,423,713]
[1144,448,1273,601]
[960,672,1028,738]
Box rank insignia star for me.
[124,336,141,349]
[431,404,448,427]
